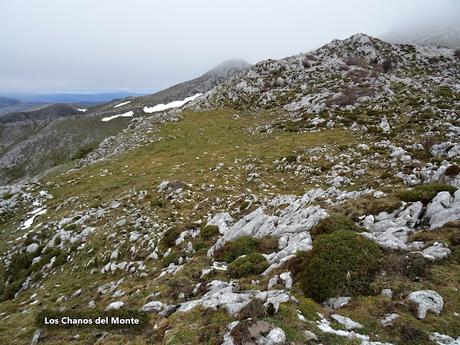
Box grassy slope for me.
[0,109,458,345]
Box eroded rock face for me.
[408,290,444,319]
[361,189,459,251]
[174,280,290,316]
[425,190,460,229]
[361,201,423,250]
[207,189,330,271]
[207,212,234,234]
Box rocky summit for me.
[0,34,459,345]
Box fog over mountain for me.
[0,0,457,93]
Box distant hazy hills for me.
[0,59,251,185]
[0,91,148,104]
[0,96,21,108]
[0,104,81,124]
[382,19,460,49]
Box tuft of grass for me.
[228,253,269,278]
[310,212,364,238]
[214,236,278,263]
[200,225,219,240]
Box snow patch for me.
[101,111,134,122]
[113,100,131,108]
[21,207,47,230]
[143,93,201,113]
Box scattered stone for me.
[105,301,124,311]
[279,272,292,290]
[141,301,166,313]
[325,296,351,309]
[264,327,286,345]
[380,313,399,327]
[30,329,42,345]
[381,288,393,298]
[422,242,451,261]
[304,330,318,341]
[408,290,443,319]
[430,332,460,345]
[331,314,363,330]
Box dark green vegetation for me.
[399,183,457,204]
[214,236,278,263]
[200,225,220,239]
[0,248,67,301]
[300,230,382,302]
[310,212,365,238]
[228,253,269,278]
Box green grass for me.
[1,107,459,344]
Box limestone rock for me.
[105,301,124,311]
[408,290,443,319]
[422,243,451,261]
[331,314,363,330]
[141,301,166,312]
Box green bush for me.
[299,230,381,302]
[399,183,457,204]
[310,213,364,238]
[200,225,219,239]
[161,250,181,268]
[1,279,24,301]
[228,253,269,278]
[214,236,278,263]
[160,227,181,248]
[150,198,165,208]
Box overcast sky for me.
[0,0,457,93]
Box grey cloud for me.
[0,0,457,92]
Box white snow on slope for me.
[21,207,47,230]
[114,100,131,108]
[77,108,87,112]
[101,111,134,122]
[143,93,202,114]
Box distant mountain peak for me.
[206,59,251,77]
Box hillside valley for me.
[0,34,459,345]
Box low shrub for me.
[299,230,382,302]
[258,236,279,253]
[200,225,219,239]
[230,320,252,345]
[399,183,457,204]
[397,322,432,345]
[381,252,429,281]
[283,154,298,163]
[445,164,460,177]
[331,196,402,221]
[214,236,278,263]
[238,298,266,319]
[150,198,165,208]
[160,227,181,248]
[228,253,269,278]
[161,250,181,268]
[310,213,364,238]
